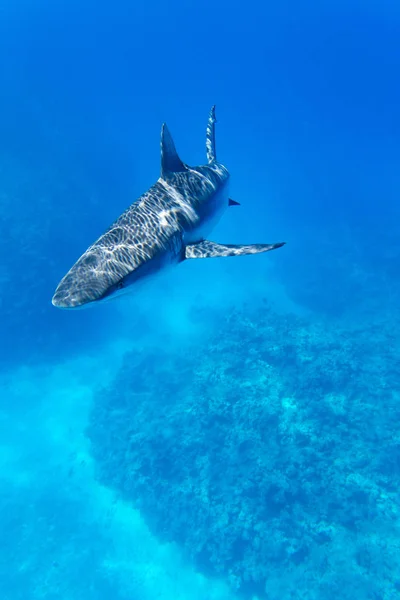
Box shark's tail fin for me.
[206,105,217,164]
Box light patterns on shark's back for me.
[53,182,185,307]
[52,168,226,307]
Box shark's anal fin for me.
[185,240,286,259]
[161,123,187,179]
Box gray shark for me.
[52,107,285,309]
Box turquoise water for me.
[1,1,400,598]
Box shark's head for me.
[52,202,186,308]
[52,244,130,309]
[52,218,182,308]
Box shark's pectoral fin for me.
[185,240,286,259]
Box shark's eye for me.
[116,280,125,290]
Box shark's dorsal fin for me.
[206,105,217,164]
[160,123,186,179]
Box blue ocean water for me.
[1,1,400,598]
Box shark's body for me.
[52,107,284,309]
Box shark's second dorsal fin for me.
[161,123,186,179]
[206,105,217,164]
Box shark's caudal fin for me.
[185,240,285,259]
[206,105,217,164]
[160,123,187,179]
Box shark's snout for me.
[51,288,88,309]
[52,277,95,308]
[52,262,110,309]
[52,248,129,309]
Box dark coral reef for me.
[88,304,400,599]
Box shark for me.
[52,107,285,309]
